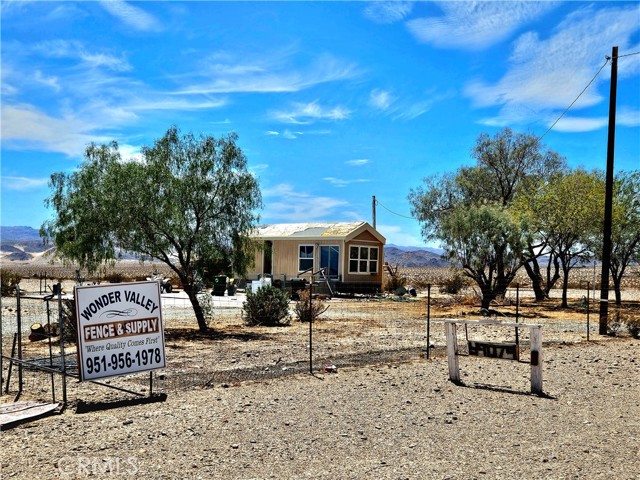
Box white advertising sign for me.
[75,281,166,381]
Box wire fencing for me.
[2,283,634,404]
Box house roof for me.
[252,222,386,244]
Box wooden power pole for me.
[599,46,618,335]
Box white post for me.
[445,322,460,384]
[530,326,543,395]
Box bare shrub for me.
[1,269,21,295]
[293,289,329,323]
[439,269,468,294]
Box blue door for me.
[320,246,340,278]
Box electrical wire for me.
[617,51,640,58]
[375,199,414,220]
[540,57,610,140]
[540,50,640,140]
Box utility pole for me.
[372,195,377,229]
[599,46,618,335]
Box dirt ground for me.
[1,270,639,479]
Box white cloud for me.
[369,89,395,110]
[346,159,370,167]
[98,0,161,32]
[177,53,360,95]
[406,1,557,50]
[283,130,302,140]
[33,70,61,92]
[1,104,108,156]
[323,177,370,188]
[364,1,413,24]
[1,176,49,191]
[466,4,640,131]
[265,131,280,136]
[28,39,132,72]
[271,101,351,124]
[262,183,351,222]
[376,224,428,248]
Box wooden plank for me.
[0,402,60,431]
[467,341,520,361]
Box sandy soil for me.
[1,338,639,479]
[1,273,639,479]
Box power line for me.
[617,51,640,58]
[375,199,414,220]
[540,57,609,140]
[540,49,640,140]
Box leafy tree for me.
[592,170,640,305]
[409,128,564,309]
[527,169,604,307]
[42,127,262,331]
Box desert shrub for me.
[103,271,126,283]
[293,289,329,323]
[242,285,290,326]
[607,313,623,337]
[384,275,407,293]
[625,316,640,339]
[197,292,215,328]
[439,269,468,294]
[1,269,21,295]
[60,298,78,343]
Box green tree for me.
[593,170,640,305]
[409,128,564,309]
[42,127,262,331]
[527,169,604,307]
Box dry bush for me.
[293,289,329,323]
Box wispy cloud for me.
[1,104,108,156]
[406,1,557,50]
[364,1,413,24]
[271,101,351,124]
[346,159,370,167]
[33,70,61,92]
[98,0,161,32]
[262,183,352,222]
[369,89,395,111]
[1,176,49,191]
[467,4,640,131]
[323,177,370,188]
[177,53,360,95]
[29,39,132,72]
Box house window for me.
[299,245,314,272]
[349,245,378,274]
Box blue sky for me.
[1,1,639,248]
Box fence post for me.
[426,284,431,359]
[530,326,543,395]
[445,321,460,383]
[57,283,67,406]
[0,293,3,396]
[16,286,23,398]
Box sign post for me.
[75,281,166,382]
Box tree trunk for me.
[183,283,208,331]
[561,266,570,308]
[613,276,622,306]
[523,260,546,301]
[544,254,561,298]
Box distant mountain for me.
[1,226,42,242]
[385,244,444,255]
[1,226,51,261]
[384,246,449,268]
